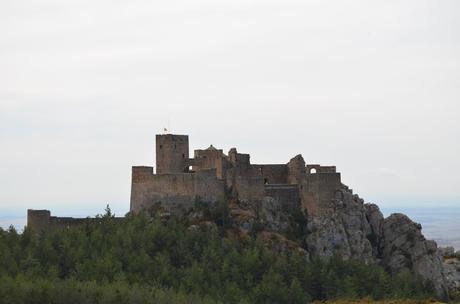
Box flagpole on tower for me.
[163,117,171,134]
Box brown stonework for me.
[130,134,343,216]
[156,134,189,174]
[27,209,123,231]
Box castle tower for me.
[156,134,189,174]
[27,209,51,231]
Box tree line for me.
[0,206,434,303]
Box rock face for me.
[443,258,460,296]
[439,247,460,296]
[198,186,453,300]
[305,189,374,263]
[296,188,449,300]
[382,214,448,299]
[439,246,455,258]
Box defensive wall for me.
[264,184,300,213]
[301,171,342,216]
[252,164,288,185]
[27,209,124,232]
[130,166,225,213]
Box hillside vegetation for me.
[0,206,436,304]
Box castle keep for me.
[130,134,342,216]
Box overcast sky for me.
[1,0,459,217]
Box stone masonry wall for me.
[27,209,124,231]
[306,164,337,174]
[264,184,300,213]
[252,164,288,184]
[301,172,342,216]
[130,166,225,213]
[156,134,189,174]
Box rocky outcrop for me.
[364,203,384,258]
[301,188,449,300]
[228,198,291,234]
[439,246,455,258]
[305,189,374,263]
[382,214,448,300]
[189,187,453,300]
[259,231,308,255]
[439,247,460,297]
[443,258,460,297]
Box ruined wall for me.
[300,172,342,216]
[214,157,230,180]
[27,209,51,232]
[27,209,124,231]
[130,166,225,213]
[252,164,288,184]
[225,149,265,202]
[193,148,226,178]
[306,164,336,174]
[264,184,300,212]
[156,134,189,174]
[228,148,250,169]
[287,154,306,184]
[232,174,265,203]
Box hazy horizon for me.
[1,0,459,219]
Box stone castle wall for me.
[264,184,300,212]
[301,172,342,216]
[252,164,288,184]
[27,209,124,231]
[130,166,225,213]
[306,164,337,174]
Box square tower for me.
[156,134,189,174]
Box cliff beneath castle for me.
[184,186,455,300]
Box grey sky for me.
[1,0,459,217]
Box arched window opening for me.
[310,168,317,174]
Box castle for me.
[130,134,342,216]
[28,133,342,230]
